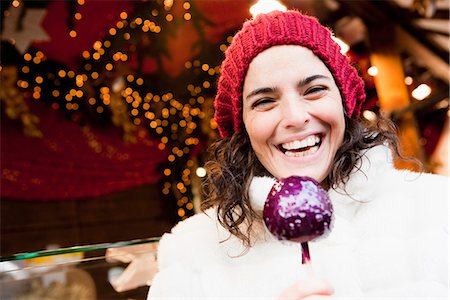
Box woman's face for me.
[242,45,345,184]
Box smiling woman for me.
[147,10,448,300]
[242,45,345,184]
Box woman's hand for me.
[278,277,334,300]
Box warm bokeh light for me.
[362,110,377,122]
[367,66,378,77]
[196,167,206,178]
[249,0,287,18]
[404,76,413,85]
[411,83,432,100]
[332,36,350,54]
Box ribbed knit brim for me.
[214,10,366,138]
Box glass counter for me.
[0,238,160,300]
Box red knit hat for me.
[214,10,366,138]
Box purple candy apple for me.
[263,176,333,263]
[263,176,333,262]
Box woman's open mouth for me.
[278,134,322,157]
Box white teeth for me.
[281,135,320,151]
[285,145,319,157]
[281,135,321,158]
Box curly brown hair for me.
[201,115,404,248]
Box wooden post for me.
[368,24,424,171]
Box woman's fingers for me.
[278,277,334,300]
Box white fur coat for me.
[148,146,449,299]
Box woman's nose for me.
[279,98,310,129]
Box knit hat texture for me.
[214,10,366,138]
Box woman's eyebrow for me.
[245,87,277,100]
[298,74,331,87]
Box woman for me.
[148,10,448,299]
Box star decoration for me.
[1,5,50,54]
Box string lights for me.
[0,0,228,219]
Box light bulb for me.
[249,0,287,18]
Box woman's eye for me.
[252,98,274,110]
[305,86,327,95]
